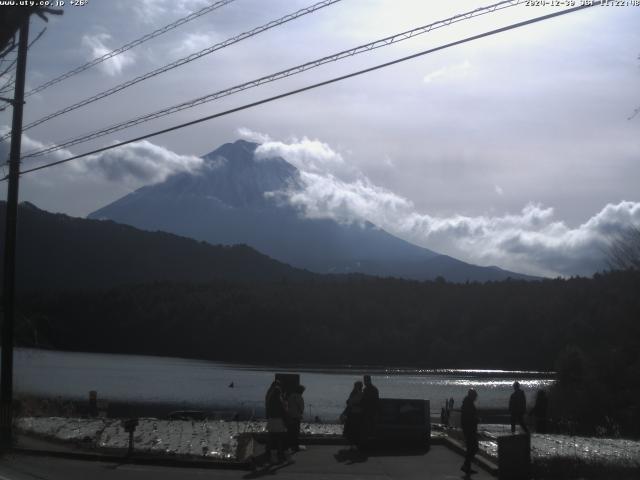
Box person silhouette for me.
[460,388,479,475]
[509,381,529,434]
[360,375,379,448]
[343,381,363,449]
[287,384,305,452]
[265,380,288,463]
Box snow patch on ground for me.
[479,425,640,468]
[17,417,639,468]
[16,417,343,461]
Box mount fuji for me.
[88,140,534,282]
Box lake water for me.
[12,348,554,421]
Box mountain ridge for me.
[89,139,537,282]
[0,201,315,291]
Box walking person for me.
[509,381,529,434]
[342,381,363,449]
[360,375,379,448]
[286,384,305,452]
[460,388,479,476]
[265,380,288,463]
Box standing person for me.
[530,389,548,433]
[360,375,379,448]
[265,380,288,463]
[442,398,451,425]
[460,388,479,476]
[287,385,305,452]
[509,381,529,434]
[342,381,363,449]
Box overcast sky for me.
[0,0,638,277]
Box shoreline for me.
[15,394,526,426]
[13,347,557,377]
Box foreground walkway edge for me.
[5,433,497,479]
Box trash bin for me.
[375,398,431,447]
[498,434,531,480]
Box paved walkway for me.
[0,445,494,480]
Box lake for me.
[12,348,554,421]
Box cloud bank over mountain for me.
[241,129,640,277]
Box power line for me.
[27,26,47,50]
[0,76,16,96]
[7,1,600,180]
[0,58,17,80]
[23,0,525,159]
[24,0,236,98]
[4,0,343,141]
[0,40,17,62]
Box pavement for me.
[0,443,495,480]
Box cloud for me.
[0,125,71,165]
[0,126,204,186]
[423,60,472,84]
[237,127,272,144]
[252,133,640,277]
[282,172,413,228]
[81,34,135,76]
[400,202,640,278]
[383,155,395,168]
[133,0,210,22]
[255,136,359,181]
[78,140,204,184]
[170,32,219,57]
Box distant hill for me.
[0,201,314,291]
[89,139,536,282]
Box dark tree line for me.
[15,271,639,370]
[11,270,640,434]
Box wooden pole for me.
[1,16,30,449]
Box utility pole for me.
[1,16,30,449]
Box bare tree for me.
[607,225,640,271]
